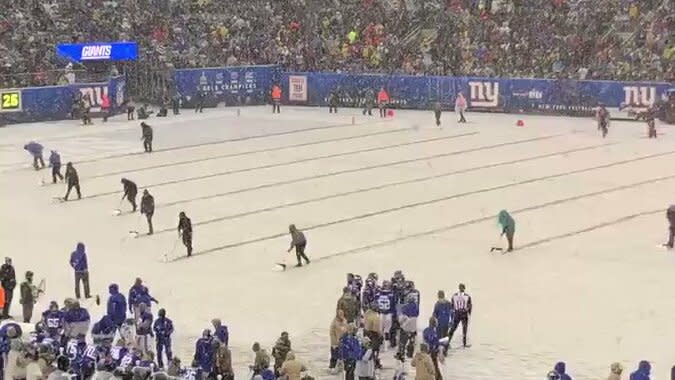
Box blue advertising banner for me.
[56,42,138,62]
[174,65,280,107]
[282,71,671,119]
[282,72,455,109]
[1,63,671,125]
[74,76,127,113]
[461,77,671,117]
[0,77,126,125]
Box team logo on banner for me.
[288,75,307,102]
[81,45,112,60]
[79,86,109,112]
[622,86,656,108]
[468,81,499,107]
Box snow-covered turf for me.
[1,106,673,379]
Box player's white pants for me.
[135,334,153,354]
[132,305,152,321]
[380,313,392,336]
[119,322,136,347]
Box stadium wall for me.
[1,64,671,125]
[136,66,675,121]
[174,65,281,109]
[0,76,127,125]
[279,72,672,119]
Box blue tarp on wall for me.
[174,65,280,107]
[282,72,671,115]
[1,63,670,125]
[0,77,126,125]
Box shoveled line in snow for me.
[151,134,563,208]
[170,152,675,261]
[0,127,134,150]
[65,119,391,166]
[0,111,242,169]
[81,131,477,199]
[516,209,664,251]
[305,175,675,263]
[147,142,611,236]
[89,127,416,178]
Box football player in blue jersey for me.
[376,280,396,347]
[41,301,65,340]
[362,273,379,311]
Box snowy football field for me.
[0,106,673,379]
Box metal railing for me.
[126,61,173,104]
[0,61,174,106]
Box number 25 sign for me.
[0,90,22,112]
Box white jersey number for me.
[377,295,391,311]
[85,345,98,360]
[120,354,135,368]
[47,318,61,328]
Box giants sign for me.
[79,86,109,112]
[619,86,658,120]
[468,81,499,108]
[622,86,656,108]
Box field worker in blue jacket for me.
[432,290,452,342]
[339,324,361,380]
[194,329,216,374]
[630,361,651,380]
[63,299,90,339]
[154,308,174,368]
[129,278,158,319]
[70,243,91,299]
[24,141,45,170]
[107,283,127,329]
[48,150,64,183]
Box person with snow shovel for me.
[494,210,515,253]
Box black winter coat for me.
[0,264,16,291]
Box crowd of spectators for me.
[1,0,672,88]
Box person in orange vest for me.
[377,87,389,117]
[101,93,111,122]
[0,284,5,317]
[455,92,467,123]
[271,84,282,114]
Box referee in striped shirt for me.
[448,283,472,348]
